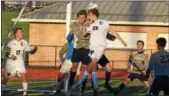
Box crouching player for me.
[114,40,149,95]
[2,28,38,96]
[146,38,169,96]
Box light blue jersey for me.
[66,34,74,60]
[148,50,169,77]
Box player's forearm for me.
[29,46,37,54]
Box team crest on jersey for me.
[21,42,24,46]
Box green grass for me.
[1,12,29,42]
[3,79,164,96]
[1,12,29,59]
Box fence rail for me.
[22,45,159,70]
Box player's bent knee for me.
[105,63,112,72]
[144,81,149,88]
[124,78,131,85]
[21,73,27,82]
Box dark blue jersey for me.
[148,50,169,77]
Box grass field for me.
[1,12,29,42]
[2,79,164,96]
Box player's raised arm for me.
[24,41,38,54]
[108,27,127,47]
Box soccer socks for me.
[22,82,28,95]
[91,72,98,90]
[81,78,88,92]
[1,84,6,95]
[105,71,111,85]
[69,71,76,88]
[114,83,126,95]
[117,83,125,92]
[119,83,125,90]
[56,79,63,91]
[71,71,88,89]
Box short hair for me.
[14,28,23,35]
[137,40,144,46]
[88,8,99,17]
[77,9,87,18]
[156,37,167,47]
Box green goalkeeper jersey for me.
[129,51,149,74]
[70,22,90,49]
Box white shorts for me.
[89,45,106,61]
[5,59,26,78]
[60,59,72,73]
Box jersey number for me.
[16,50,21,55]
[93,26,98,30]
[160,55,169,63]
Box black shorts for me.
[97,54,109,67]
[71,48,91,65]
[127,73,148,82]
[148,76,169,96]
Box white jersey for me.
[5,39,32,74]
[87,19,109,47]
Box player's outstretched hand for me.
[10,55,17,60]
[34,46,38,51]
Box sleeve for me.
[128,55,133,67]
[106,32,116,41]
[104,21,110,30]
[67,33,74,42]
[86,25,92,33]
[59,43,69,63]
[144,54,149,70]
[147,55,154,71]
[70,22,75,33]
[6,41,12,57]
[24,41,32,52]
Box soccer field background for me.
[3,79,163,96]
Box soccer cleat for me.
[80,86,86,96]
[23,91,28,96]
[113,88,121,96]
[54,90,66,96]
[93,89,98,96]
[105,83,114,93]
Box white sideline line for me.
[8,81,55,84]
[4,88,56,93]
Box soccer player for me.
[55,33,74,95]
[114,40,149,95]
[72,8,127,96]
[1,28,37,96]
[146,37,169,96]
[68,10,91,90]
[68,9,121,95]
